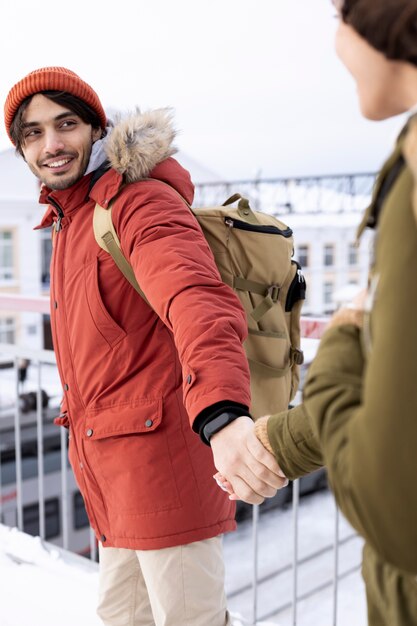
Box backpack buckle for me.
[268,285,280,302]
[290,348,304,366]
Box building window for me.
[0,317,15,344]
[40,229,52,286]
[0,231,14,281]
[348,242,359,266]
[73,491,89,530]
[297,244,309,268]
[323,281,334,305]
[323,244,335,267]
[23,497,60,540]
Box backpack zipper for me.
[225,217,293,237]
[285,261,306,312]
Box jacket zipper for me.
[47,195,103,537]
[225,217,293,237]
[48,196,65,232]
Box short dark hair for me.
[10,90,103,156]
[340,0,417,66]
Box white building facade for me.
[288,211,372,316]
[0,149,46,350]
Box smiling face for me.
[20,94,101,190]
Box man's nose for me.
[43,129,65,155]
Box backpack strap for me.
[233,276,280,322]
[92,178,192,310]
[93,202,152,307]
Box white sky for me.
[0,0,407,180]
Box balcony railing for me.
[193,172,376,215]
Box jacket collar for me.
[356,117,415,240]
[34,172,109,230]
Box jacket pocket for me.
[84,258,126,349]
[82,397,181,515]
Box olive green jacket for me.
[266,118,417,625]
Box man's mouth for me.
[42,156,75,171]
[46,158,72,169]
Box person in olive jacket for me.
[251,1,417,624]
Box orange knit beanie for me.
[4,67,107,144]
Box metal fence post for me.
[292,479,300,626]
[60,426,69,549]
[36,361,45,539]
[333,503,340,625]
[0,436,2,523]
[90,527,98,562]
[14,357,23,531]
[252,503,259,625]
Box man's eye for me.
[24,129,40,138]
[61,120,76,128]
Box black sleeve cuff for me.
[193,400,251,445]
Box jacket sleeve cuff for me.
[266,404,324,480]
[193,400,251,445]
[254,416,274,454]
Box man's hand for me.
[210,416,288,505]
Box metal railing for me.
[193,172,376,214]
[0,342,98,562]
[232,488,362,625]
[0,295,361,625]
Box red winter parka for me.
[36,110,251,549]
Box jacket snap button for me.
[187,374,192,384]
[100,535,106,543]
[54,301,58,309]
[86,428,94,437]
[64,384,69,391]
[145,419,153,428]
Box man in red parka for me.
[4,67,285,625]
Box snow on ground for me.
[0,488,367,626]
[0,524,101,626]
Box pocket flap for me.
[83,397,162,440]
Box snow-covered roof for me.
[176,150,225,184]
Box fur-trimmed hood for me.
[105,108,178,184]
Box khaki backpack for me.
[93,180,306,419]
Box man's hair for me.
[10,90,103,156]
[340,0,417,66]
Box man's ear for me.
[92,126,103,142]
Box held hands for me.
[210,415,288,505]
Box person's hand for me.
[210,415,288,505]
[213,472,234,495]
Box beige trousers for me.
[97,536,232,626]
